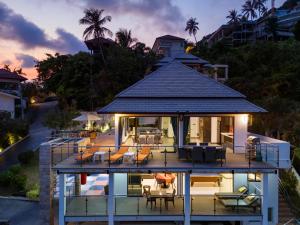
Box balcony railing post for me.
[164,147,167,167]
[85,196,88,216]
[213,195,216,215]
[108,147,111,168]
[60,146,63,161]
[248,145,251,168]
[136,146,139,168]
[80,149,83,167]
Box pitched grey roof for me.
[156,53,209,66]
[98,98,266,114]
[98,61,266,114]
[118,62,244,98]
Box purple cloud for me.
[0,2,85,53]
[15,53,37,68]
[85,0,185,34]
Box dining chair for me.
[164,189,176,209]
[143,185,156,209]
[191,146,204,164]
[204,146,217,163]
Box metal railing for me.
[65,195,108,216]
[51,143,280,169]
[191,194,262,216]
[245,143,280,168]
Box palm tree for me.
[115,28,137,48]
[226,9,241,24]
[79,8,112,63]
[185,17,199,44]
[242,0,257,21]
[254,0,268,17]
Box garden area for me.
[0,112,29,152]
[0,150,39,200]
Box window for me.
[247,173,261,182]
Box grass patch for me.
[0,150,39,199]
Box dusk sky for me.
[0,0,285,80]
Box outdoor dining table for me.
[150,189,174,211]
[93,151,108,163]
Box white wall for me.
[234,115,248,153]
[113,173,127,196]
[211,117,219,143]
[0,94,15,118]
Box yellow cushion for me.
[238,186,247,193]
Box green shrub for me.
[26,188,39,200]
[18,151,34,164]
[0,171,12,187]
[11,174,27,191]
[9,165,21,174]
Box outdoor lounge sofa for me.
[215,186,248,199]
[220,193,260,212]
[108,146,129,163]
[135,146,151,164]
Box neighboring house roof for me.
[156,53,209,66]
[156,35,185,41]
[98,61,266,114]
[0,69,27,82]
[0,91,19,99]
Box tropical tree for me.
[185,17,199,44]
[79,8,112,63]
[226,9,241,24]
[242,0,257,20]
[265,16,278,41]
[115,28,137,48]
[254,0,268,16]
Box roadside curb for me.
[0,135,30,155]
[0,195,39,202]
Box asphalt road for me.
[0,101,56,171]
[0,198,40,225]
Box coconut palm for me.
[242,0,257,21]
[185,17,199,44]
[79,8,112,63]
[254,0,268,16]
[226,9,241,24]
[115,28,137,48]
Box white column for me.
[234,114,248,153]
[114,115,120,149]
[177,173,183,196]
[211,117,218,143]
[262,173,269,225]
[59,174,66,225]
[179,118,184,148]
[108,173,115,225]
[184,172,191,225]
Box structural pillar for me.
[233,114,248,153]
[184,172,191,225]
[211,117,218,143]
[108,173,115,225]
[262,173,269,225]
[114,115,120,149]
[179,117,184,148]
[59,173,66,225]
[177,173,183,196]
[74,174,81,195]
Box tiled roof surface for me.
[118,62,244,98]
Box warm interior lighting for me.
[241,114,249,124]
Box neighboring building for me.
[0,91,20,118]
[203,3,300,47]
[153,35,228,82]
[205,21,256,47]
[84,37,115,54]
[40,61,291,225]
[0,69,27,119]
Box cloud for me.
[1,59,12,65]
[15,53,37,68]
[0,2,85,53]
[84,0,185,34]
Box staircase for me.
[278,193,295,225]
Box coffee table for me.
[123,152,135,164]
[93,151,108,163]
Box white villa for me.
[39,35,291,225]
